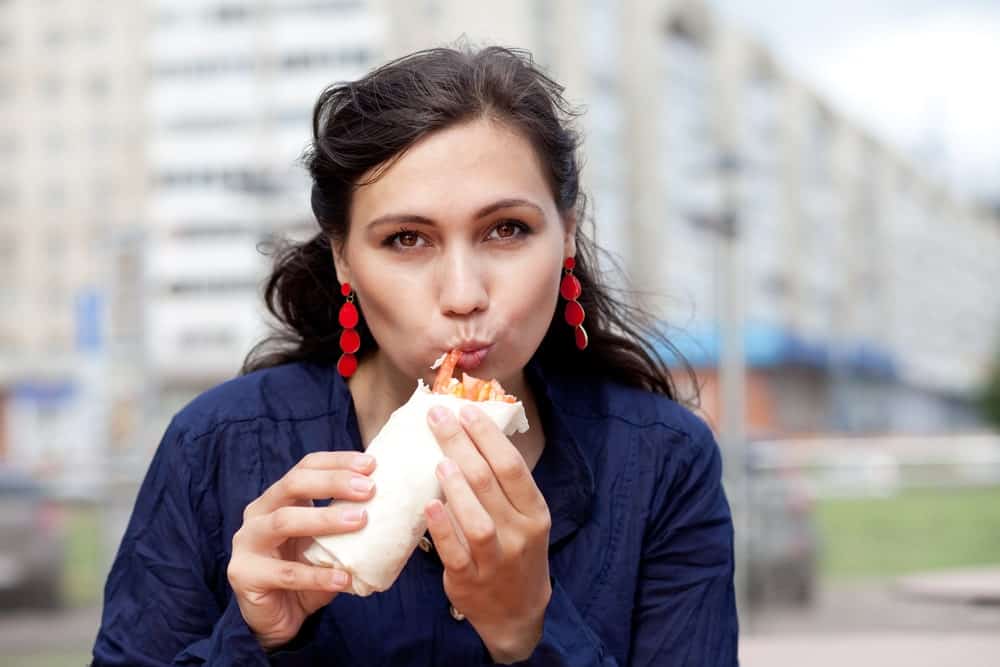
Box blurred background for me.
[1,0,999,664]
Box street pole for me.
[716,150,749,629]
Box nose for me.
[437,248,488,317]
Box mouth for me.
[454,343,494,372]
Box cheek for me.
[353,264,427,336]
[504,266,560,337]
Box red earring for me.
[337,282,360,378]
[561,257,588,350]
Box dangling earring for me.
[337,282,360,378]
[561,257,588,350]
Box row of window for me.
[161,110,310,131]
[156,0,365,26]
[156,168,280,194]
[152,48,370,78]
[168,279,259,296]
[0,73,113,102]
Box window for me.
[44,132,66,153]
[0,185,17,207]
[168,279,259,295]
[43,27,68,47]
[44,183,67,207]
[86,74,110,98]
[0,134,17,154]
[156,168,278,194]
[280,48,370,70]
[212,4,251,22]
[40,75,64,98]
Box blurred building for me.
[146,0,381,404]
[615,1,1000,436]
[0,0,147,491]
[2,0,999,484]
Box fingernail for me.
[352,454,374,470]
[460,404,479,425]
[331,570,348,587]
[343,507,365,522]
[350,475,374,492]
[429,406,451,426]
[437,459,458,479]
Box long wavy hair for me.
[243,44,697,405]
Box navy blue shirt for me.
[93,357,738,665]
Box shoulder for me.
[169,361,340,441]
[563,377,717,461]
[599,380,713,444]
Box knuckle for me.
[276,562,298,589]
[535,512,552,536]
[440,422,466,447]
[466,519,496,546]
[506,536,527,558]
[496,457,526,481]
[269,507,293,535]
[231,528,245,550]
[242,499,258,523]
[299,451,323,467]
[465,467,493,494]
[226,560,243,588]
[451,552,474,574]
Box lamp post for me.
[692,149,749,627]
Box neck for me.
[347,350,415,448]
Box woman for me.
[93,45,738,665]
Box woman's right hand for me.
[227,451,376,651]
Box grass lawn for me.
[816,485,1000,579]
[62,502,104,607]
[4,652,93,667]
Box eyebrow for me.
[365,198,544,229]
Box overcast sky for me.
[706,0,1000,204]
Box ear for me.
[330,238,353,288]
[562,212,577,259]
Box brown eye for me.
[398,231,419,247]
[495,221,517,238]
[487,219,530,242]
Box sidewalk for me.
[741,633,998,667]
[741,567,1000,666]
[895,566,1000,605]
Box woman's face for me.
[333,118,575,390]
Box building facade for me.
[3,0,999,485]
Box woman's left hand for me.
[425,403,552,664]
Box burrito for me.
[303,349,530,596]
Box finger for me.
[298,451,375,473]
[458,404,547,516]
[435,458,501,573]
[232,552,351,594]
[428,407,514,520]
[246,466,375,518]
[424,499,475,577]
[240,504,368,550]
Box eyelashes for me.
[380,219,533,250]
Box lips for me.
[454,344,493,371]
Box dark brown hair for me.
[243,44,697,405]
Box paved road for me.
[741,577,1000,667]
[0,603,99,660]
